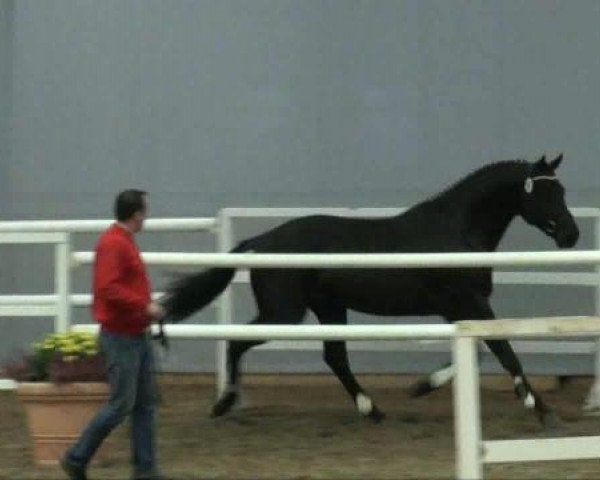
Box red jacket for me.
[92,224,151,335]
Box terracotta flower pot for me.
[17,382,112,466]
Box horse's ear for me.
[549,153,563,170]
[532,155,548,173]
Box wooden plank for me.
[457,316,600,339]
[484,436,600,463]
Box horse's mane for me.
[426,159,531,205]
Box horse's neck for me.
[461,183,522,251]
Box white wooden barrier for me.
[65,208,600,392]
[454,316,600,479]
[0,218,217,389]
[0,218,217,233]
[71,249,600,268]
[71,247,600,401]
[72,316,600,479]
[1,208,599,394]
[72,323,457,340]
[1,214,600,476]
[0,232,71,329]
[0,216,217,327]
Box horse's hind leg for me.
[212,293,308,418]
[323,341,386,423]
[409,362,455,398]
[212,270,313,418]
[211,326,264,418]
[409,347,485,396]
[311,300,385,423]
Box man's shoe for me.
[60,456,88,480]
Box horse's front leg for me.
[438,290,558,428]
[484,338,558,428]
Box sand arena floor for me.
[1,374,600,479]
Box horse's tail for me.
[162,239,253,321]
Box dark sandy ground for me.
[1,374,599,479]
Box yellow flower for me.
[33,331,100,358]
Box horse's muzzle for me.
[554,215,580,248]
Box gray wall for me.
[1,0,599,374]
[0,1,11,219]
[0,1,13,298]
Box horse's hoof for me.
[367,407,386,424]
[409,380,436,398]
[514,382,528,400]
[539,409,561,430]
[210,391,238,418]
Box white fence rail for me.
[0,218,217,233]
[72,323,457,340]
[72,249,600,268]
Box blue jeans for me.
[66,330,158,477]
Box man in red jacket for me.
[62,189,165,480]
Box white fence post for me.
[216,209,234,394]
[453,334,483,480]
[54,232,71,333]
[590,213,600,406]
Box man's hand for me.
[146,301,166,320]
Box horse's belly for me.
[317,270,433,316]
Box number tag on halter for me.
[525,175,557,194]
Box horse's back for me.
[249,210,467,254]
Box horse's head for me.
[520,154,579,248]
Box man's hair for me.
[114,189,147,221]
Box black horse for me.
[163,155,579,427]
